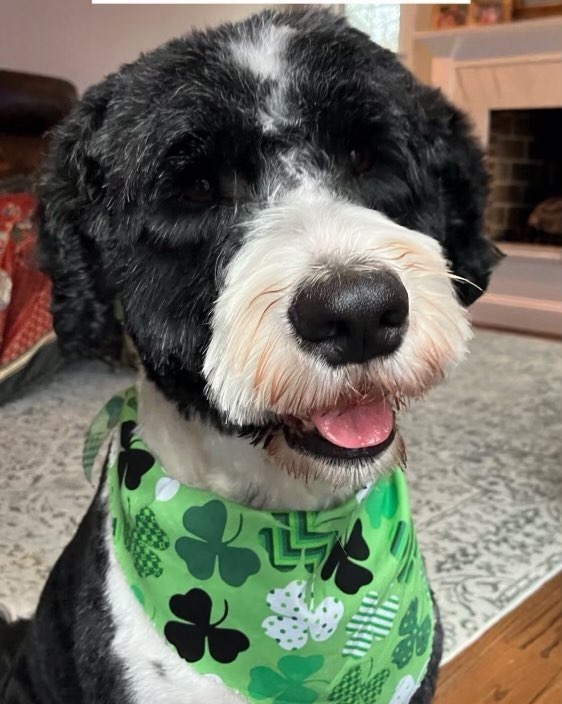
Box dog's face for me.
[40,10,500,487]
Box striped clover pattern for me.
[343,591,400,658]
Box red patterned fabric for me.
[0,193,54,369]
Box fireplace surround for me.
[417,16,562,337]
[486,108,562,245]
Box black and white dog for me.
[1,9,499,704]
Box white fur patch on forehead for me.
[231,23,296,133]
[231,23,294,81]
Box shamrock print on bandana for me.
[321,520,373,594]
[176,500,260,587]
[123,507,170,578]
[390,520,420,584]
[164,588,249,664]
[392,598,432,669]
[389,675,419,704]
[328,663,390,704]
[259,512,333,573]
[249,654,324,703]
[262,580,344,650]
[365,476,399,528]
[155,476,180,502]
[342,591,400,658]
[118,420,154,490]
[83,393,126,482]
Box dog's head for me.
[39,9,500,487]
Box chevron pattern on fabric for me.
[259,512,336,572]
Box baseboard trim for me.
[471,296,562,337]
[482,292,562,314]
[470,243,562,337]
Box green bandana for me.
[97,388,434,704]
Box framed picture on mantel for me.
[469,0,513,24]
[432,5,470,28]
[431,1,514,29]
[513,0,562,19]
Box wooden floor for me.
[434,572,562,703]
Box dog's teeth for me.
[300,419,316,432]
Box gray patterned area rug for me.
[0,330,561,661]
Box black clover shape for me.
[117,420,154,490]
[164,588,250,664]
[321,519,373,595]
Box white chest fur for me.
[136,379,355,511]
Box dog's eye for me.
[185,178,215,206]
[350,146,375,175]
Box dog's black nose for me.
[289,270,408,365]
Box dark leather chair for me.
[0,70,77,179]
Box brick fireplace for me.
[486,108,562,245]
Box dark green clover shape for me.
[329,663,390,704]
[83,389,139,483]
[249,655,324,703]
[365,477,399,528]
[176,500,260,587]
[391,597,432,669]
[124,507,170,578]
[83,393,126,482]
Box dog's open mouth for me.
[282,398,395,460]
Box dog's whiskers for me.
[247,279,293,309]
[446,271,482,293]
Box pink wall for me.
[0,1,275,94]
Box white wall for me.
[0,1,275,94]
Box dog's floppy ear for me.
[38,78,123,359]
[421,94,503,306]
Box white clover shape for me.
[389,675,419,704]
[155,476,180,502]
[108,433,120,468]
[262,579,344,651]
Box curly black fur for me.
[0,619,29,695]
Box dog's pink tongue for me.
[311,400,393,449]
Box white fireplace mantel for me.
[416,16,562,62]
[415,16,562,143]
[416,16,562,338]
